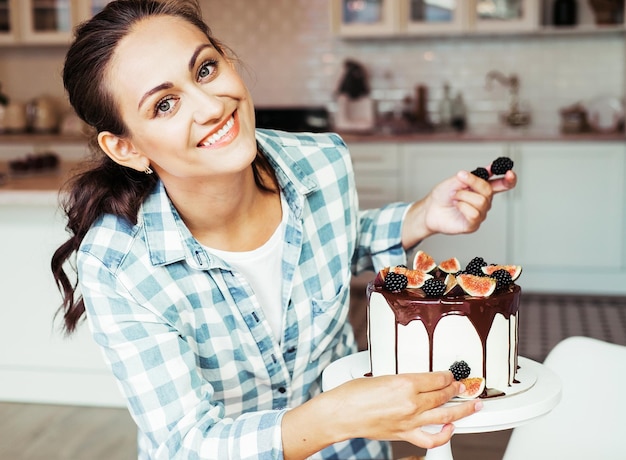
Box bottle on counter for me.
[414,84,434,132]
[553,0,577,27]
[451,92,467,132]
[438,83,453,130]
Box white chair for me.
[503,336,626,460]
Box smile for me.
[199,113,236,147]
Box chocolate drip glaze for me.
[367,282,521,386]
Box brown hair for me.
[53,0,273,334]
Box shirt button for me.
[287,346,296,353]
[278,387,287,394]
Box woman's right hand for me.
[329,371,481,447]
[282,371,482,459]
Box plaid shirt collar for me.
[138,129,322,270]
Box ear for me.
[97,131,149,172]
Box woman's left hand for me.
[401,167,517,249]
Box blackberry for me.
[491,268,513,291]
[465,257,487,276]
[422,278,446,297]
[471,167,490,181]
[491,156,514,175]
[384,272,408,292]
[449,360,471,381]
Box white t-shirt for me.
[203,196,287,342]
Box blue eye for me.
[154,96,176,116]
[198,59,217,80]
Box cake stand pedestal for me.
[322,351,562,460]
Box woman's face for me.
[102,15,257,184]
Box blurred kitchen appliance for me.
[553,0,578,26]
[255,107,330,133]
[0,101,27,133]
[27,96,58,133]
[589,0,624,24]
[333,58,375,132]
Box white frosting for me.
[368,290,518,392]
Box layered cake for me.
[367,251,522,398]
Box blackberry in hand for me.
[449,360,471,381]
[491,156,514,175]
[471,167,489,181]
[422,278,446,297]
[384,272,408,292]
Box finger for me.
[407,423,456,450]
[454,188,491,212]
[418,399,483,426]
[456,170,492,195]
[490,170,517,193]
[402,371,456,393]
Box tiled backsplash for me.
[204,0,625,134]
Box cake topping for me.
[383,271,408,293]
[458,377,486,399]
[456,273,496,297]
[438,257,461,274]
[422,278,446,297]
[376,251,521,299]
[412,250,437,273]
[481,264,522,281]
[449,360,471,380]
[490,269,514,291]
[464,256,488,276]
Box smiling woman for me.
[50,1,515,459]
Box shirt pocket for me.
[309,281,351,362]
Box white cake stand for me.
[322,351,562,460]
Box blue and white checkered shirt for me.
[78,129,411,459]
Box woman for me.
[52,1,516,459]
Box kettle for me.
[0,101,28,133]
[27,96,58,133]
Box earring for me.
[144,166,153,175]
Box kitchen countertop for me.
[0,160,83,206]
[1,129,624,205]
[1,130,625,146]
[337,130,626,143]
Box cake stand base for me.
[322,352,562,460]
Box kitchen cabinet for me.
[0,0,17,44]
[510,142,626,294]
[332,0,621,37]
[349,141,403,208]
[0,201,124,407]
[331,0,399,37]
[402,0,469,35]
[470,0,539,33]
[346,138,626,294]
[401,142,511,266]
[0,0,109,46]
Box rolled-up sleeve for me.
[352,203,413,274]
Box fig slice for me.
[456,274,496,297]
[377,265,433,289]
[443,274,464,296]
[458,377,486,399]
[438,257,461,274]
[412,250,437,273]
[481,264,522,281]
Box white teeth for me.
[202,116,235,146]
